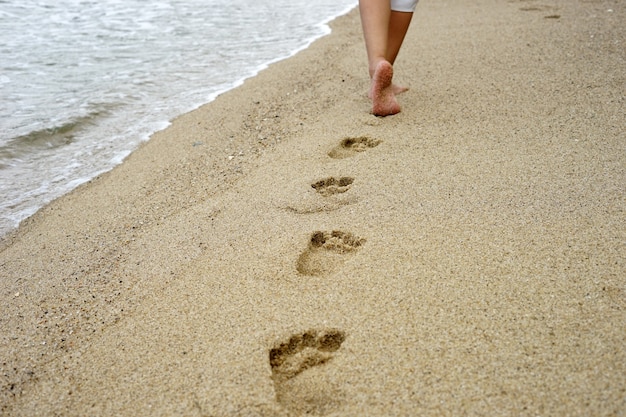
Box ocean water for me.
[0,0,357,237]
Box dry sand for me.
[1,0,625,415]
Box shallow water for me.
[0,0,357,237]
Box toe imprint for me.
[328,136,381,159]
[311,177,354,197]
[296,231,365,276]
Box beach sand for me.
[1,0,625,415]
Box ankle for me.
[369,58,390,78]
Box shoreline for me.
[0,3,358,239]
[2,1,625,416]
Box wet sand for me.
[1,0,625,415]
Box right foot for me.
[392,84,409,95]
[368,83,408,99]
[370,61,401,117]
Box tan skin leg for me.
[386,10,413,94]
[359,0,413,115]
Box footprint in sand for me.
[270,329,346,416]
[296,231,365,276]
[518,3,560,17]
[311,177,354,197]
[282,178,356,214]
[328,136,381,159]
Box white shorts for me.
[390,0,418,12]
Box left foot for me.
[370,61,401,117]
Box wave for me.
[0,107,115,166]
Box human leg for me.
[383,10,414,96]
[359,0,415,115]
[359,0,400,116]
[359,0,392,78]
[386,10,413,67]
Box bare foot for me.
[368,83,408,99]
[370,61,401,117]
[392,84,409,95]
